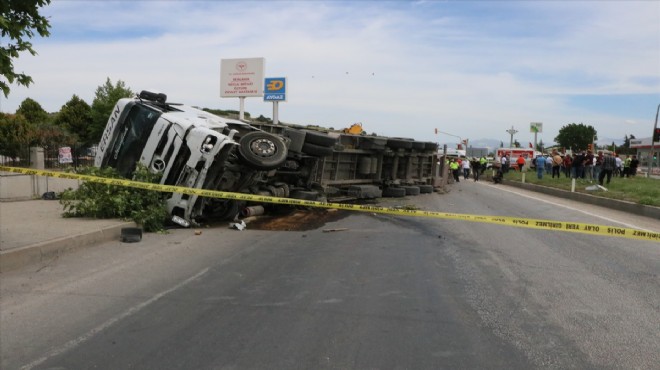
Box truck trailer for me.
[95,90,439,226]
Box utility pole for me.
[649,103,659,177]
[506,126,518,148]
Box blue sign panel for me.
[264,77,286,102]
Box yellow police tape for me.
[2,166,658,243]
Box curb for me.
[0,221,136,273]
[502,180,660,220]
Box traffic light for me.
[654,128,660,142]
[587,143,593,152]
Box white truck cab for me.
[95,91,288,226]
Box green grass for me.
[499,170,660,207]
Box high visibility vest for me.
[450,162,459,170]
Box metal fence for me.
[0,145,96,169]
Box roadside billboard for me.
[220,58,265,97]
[264,77,286,102]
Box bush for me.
[59,165,169,232]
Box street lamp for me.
[506,126,518,148]
[436,130,464,146]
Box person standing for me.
[630,155,639,177]
[450,158,460,182]
[573,151,585,179]
[516,156,525,172]
[535,154,547,179]
[462,158,471,179]
[479,156,488,175]
[552,151,562,178]
[563,154,572,178]
[584,150,594,180]
[594,151,603,181]
[501,154,509,173]
[623,155,632,178]
[472,158,481,181]
[599,152,616,185]
[615,154,622,177]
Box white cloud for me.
[2,0,658,144]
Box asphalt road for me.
[1,181,658,369]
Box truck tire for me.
[387,138,413,149]
[412,141,426,150]
[401,186,420,195]
[283,128,306,153]
[424,142,439,151]
[290,190,319,201]
[302,143,334,157]
[418,184,434,193]
[303,130,337,147]
[382,187,406,198]
[238,131,288,170]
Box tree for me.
[16,97,49,124]
[0,0,52,97]
[55,94,93,145]
[89,78,133,143]
[0,113,35,158]
[554,123,597,152]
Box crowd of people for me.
[447,150,640,187]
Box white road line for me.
[475,181,655,232]
[20,267,210,370]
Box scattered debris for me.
[322,228,348,233]
[585,185,608,192]
[229,220,247,231]
[120,227,142,243]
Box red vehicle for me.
[496,148,539,170]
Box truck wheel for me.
[283,128,306,153]
[302,143,334,157]
[419,184,434,193]
[424,142,439,151]
[412,141,426,150]
[290,190,319,201]
[303,130,337,147]
[401,186,420,195]
[238,131,288,170]
[382,187,406,198]
[207,200,244,221]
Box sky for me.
[2,0,659,147]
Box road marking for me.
[20,268,209,370]
[479,181,655,232]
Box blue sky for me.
[2,0,659,147]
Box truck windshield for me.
[108,104,161,177]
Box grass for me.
[498,170,660,207]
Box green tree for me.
[0,0,52,97]
[16,97,49,124]
[0,113,35,158]
[89,78,133,143]
[55,94,93,145]
[554,123,597,152]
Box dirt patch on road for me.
[246,208,350,231]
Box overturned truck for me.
[95,91,439,227]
